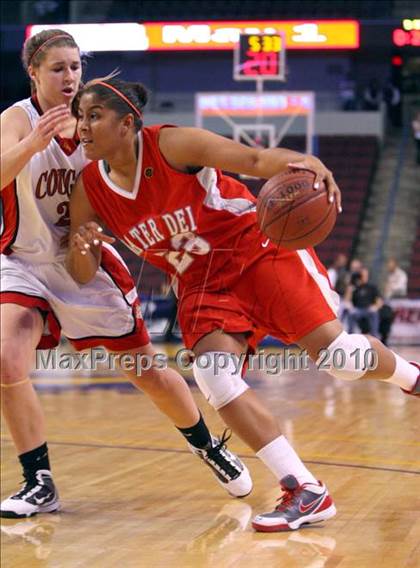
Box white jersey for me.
[0,97,88,263]
[0,98,148,351]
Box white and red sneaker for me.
[252,475,336,532]
[401,362,420,397]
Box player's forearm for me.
[0,138,37,190]
[252,147,306,179]
[65,247,101,285]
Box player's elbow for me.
[246,151,265,177]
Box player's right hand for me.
[27,105,72,152]
[71,221,115,256]
[287,156,343,213]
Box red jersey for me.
[82,125,338,350]
[82,125,259,291]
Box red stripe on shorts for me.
[0,180,19,254]
[0,291,61,349]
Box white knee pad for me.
[316,331,374,381]
[192,351,249,410]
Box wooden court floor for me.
[1,345,419,568]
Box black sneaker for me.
[0,470,60,518]
[189,430,253,498]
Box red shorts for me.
[178,233,339,351]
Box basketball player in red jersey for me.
[0,31,253,519]
[69,77,419,532]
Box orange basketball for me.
[256,170,337,250]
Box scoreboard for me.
[234,32,286,81]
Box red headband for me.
[28,34,73,66]
[93,81,143,118]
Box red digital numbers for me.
[236,33,283,79]
[242,51,279,75]
[393,29,420,47]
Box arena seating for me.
[315,136,378,265]
[93,0,395,22]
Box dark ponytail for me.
[128,82,148,112]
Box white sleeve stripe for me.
[196,167,256,216]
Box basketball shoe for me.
[0,470,60,518]
[252,475,336,532]
[189,430,253,498]
[401,362,420,397]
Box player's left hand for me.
[288,156,342,213]
[71,221,115,255]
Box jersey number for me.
[55,201,70,227]
[162,232,210,274]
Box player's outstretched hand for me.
[27,104,72,153]
[287,156,342,213]
[71,221,115,256]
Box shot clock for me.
[234,32,286,81]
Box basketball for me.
[256,169,337,250]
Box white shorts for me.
[0,246,149,351]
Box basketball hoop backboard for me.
[195,91,315,154]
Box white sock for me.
[385,354,418,390]
[256,435,318,486]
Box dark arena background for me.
[1,2,419,567]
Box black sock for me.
[19,442,51,479]
[177,414,212,449]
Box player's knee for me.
[0,342,29,384]
[317,331,374,381]
[126,365,166,394]
[192,352,249,410]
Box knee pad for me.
[192,351,249,410]
[316,331,374,381]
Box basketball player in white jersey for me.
[0,30,252,519]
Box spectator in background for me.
[412,111,420,165]
[339,258,364,329]
[384,258,408,300]
[347,268,382,336]
[327,253,349,296]
[363,79,382,111]
[378,258,407,346]
[383,80,402,128]
[378,303,395,347]
[339,73,358,111]
[349,258,363,280]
